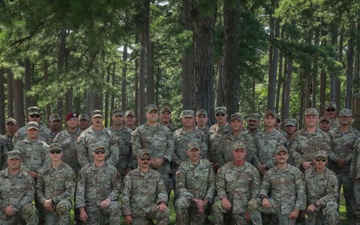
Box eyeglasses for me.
[315,158,326,162]
[50,150,62,154]
[140,157,151,161]
[30,115,40,118]
[326,109,335,112]
[216,113,225,117]
[94,150,106,154]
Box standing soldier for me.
[36,143,76,225]
[275,114,286,137]
[48,113,62,140]
[175,142,215,225]
[305,151,338,225]
[0,150,38,224]
[159,105,178,132]
[195,109,209,134]
[245,113,261,136]
[351,137,360,224]
[211,142,262,225]
[324,102,338,128]
[77,110,119,167]
[76,143,122,225]
[284,118,297,144]
[328,108,359,224]
[110,109,137,179]
[208,106,231,171]
[259,145,306,225]
[131,104,174,194]
[1,118,18,168]
[124,110,137,131]
[78,113,90,131]
[122,150,169,225]
[13,106,52,145]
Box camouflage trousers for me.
[305,201,338,225]
[0,203,39,225]
[131,203,169,225]
[259,199,296,225]
[335,172,356,217]
[174,196,208,225]
[354,179,360,220]
[44,199,72,225]
[83,201,121,225]
[211,199,262,225]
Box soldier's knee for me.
[56,202,70,215]
[23,203,38,216]
[174,197,189,209]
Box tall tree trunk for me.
[145,0,153,105]
[111,62,116,112]
[6,69,14,117]
[44,60,51,117]
[0,69,5,134]
[24,58,32,109]
[345,20,355,108]
[139,31,146,124]
[319,69,327,116]
[215,58,224,107]
[122,44,128,111]
[330,24,338,103]
[57,29,66,118]
[282,57,292,121]
[105,65,111,127]
[13,75,25,127]
[134,52,139,124]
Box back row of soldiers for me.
[0,102,360,225]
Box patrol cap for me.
[325,102,337,110]
[315,151,327,159]
[181,110,195,118]
[145,104,158,113]
[339,109,352,117]
[305,108,319,116]
[139,149,151,158]
[215,106,227,114]
[7,150,22,160]
[125,110,135,117]
[246,113,260,121]
[49,113,61,122]
[6,118,17,125]
[319,116,331,123]
[91,142,106,152]
[28,106,41,115]
[78,113,90,121]
[112,109,124,116]
[65,112,77,121]
[275,145,288,154]
[285,118,296,127]
[230,112,243,121]
[232,141,245,151]
[91,110,103,118]
[26,122,39,130]
[49,143,63,152]
[264,110,276,117]
[160,106,172,113]
[187,142,200,151]
[196,109,208,117]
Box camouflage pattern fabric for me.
[208,123,231,164]
[13,125,52,145]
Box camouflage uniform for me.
[208,123,231,164]
[53,128,82,174]
[13,125,52,145]
[76,162,122,225]
[77,127,119,167]
[122,168,169,225]
[131,123,174,194]
[305,167,339,225]
[175,158,215,225]
[0,134,15,168]
[212,161,261,225]
[350,137,360,222]
[36,161,76,225]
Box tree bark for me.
[6,69,14,118]
[24,58,32,109]
[0,69,5,134]
[345,20,355,108]
[13,74,25,127]
[121,44,128,111]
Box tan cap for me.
[7,150,22,160]
[28,106,41,115]
[112,109,124,116]
[125,110,135,117]
[315,150,327,159]
[232,141,245,151]
[325,102,337,110]
[26,122,39,130]
[187,142,200,150]
[275,145,288,154]
[339,109,352,117]
[215,106,227,114]
[78,113,90,121]
[49,113,61,122]
[230,112,243,121]
[264,110,276,117]
[91,142,107,152]
[196,109,208,117]
[145,104,158,113]
[160,106,172,113]
[305,108,319,116]
[91,110,103,118]
[6,118,17,125]
[139,149,151,158]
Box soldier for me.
[0,150,39,224]
[173,110,208,173]
[259,145,306,225]
[245,113,261,136]
[77,109,119,167]
[159,105,177,132]
[253,110,286,175]
[324,102,338,128]
[351,137,360,224]
[110,108,136,179]
[1,118,18,168]
[124,110,137,131]
[275,114,286,137]
[217,112,259,167]
[328,108,359,224]
[319,116,332,133]
[48,113,62,140]
[195,109,209,134]
[36,143,76,225]
[211,141,262,225]
[175,142,215,225]
[76,143,122,225]
[290,108,331,171]
[122,149,169,225]
[78,113,90,131]
[305,151,339,225]
[284,118,297,144]
[131,104,174,194]
[13,106,52,145]
[208,106,231,171]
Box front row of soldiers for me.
[0,141,339,225]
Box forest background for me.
[1,0,360,133]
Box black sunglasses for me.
[50,150,62,154]
[140,157,151,161]
[326,108,335,112]
[95,150,106,154]
[315,158,326,162]
[30,115,40,118]
[216,113,225,117]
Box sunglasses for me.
[94,150,106,154]
[315,158,326,162]
[50,150,62,154]
[30,115,40,118]
[276,119,281,123]
[216,113,225,117]
[140,157,151,161]
[326,109,335,112]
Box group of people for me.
[0,102,359,225]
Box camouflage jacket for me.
[36,161,76,204]
[350,137,360,179]
[122,168,168,216]
[175,159,215,202]
[77,127,119,167]
[259,164,306,214]
[208,123,231,164]
[76,162,121,208]
[13,125,52,145]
